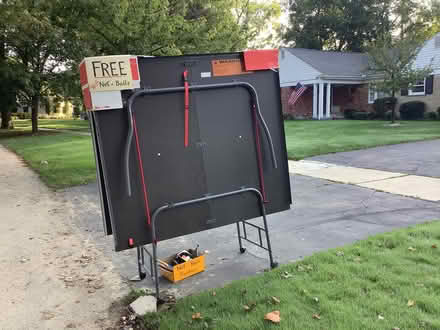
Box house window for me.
[408,79,425,96]
[368,86,386,104]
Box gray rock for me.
[129,295,157,315]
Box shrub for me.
[73,106,82,119]
[425,112,438,120]
[399,101,426,120]
[352,111,370,120]
[15,112,32,120]
[343,108,356,119]
[373,97,397,119]
[384,110,401,121]
[282,112,295,120]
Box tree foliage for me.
[284,0,394,52]
[420,0,440,38]
[367,38,433,123]
[1,0,76,132]
[0,0,278,131]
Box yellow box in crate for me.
[159,254,205,283]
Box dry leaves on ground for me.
[192,312,202,320]
[312,314,321,320]
[407,300,415,307]
[432,244,437,249]
[408,247,417,252]
[264,311,281,323]
[281,271,293,279]
[271,296,280,304]
[243,302,256,312]
[378,314,385,320]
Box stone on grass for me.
[129,295,157,315]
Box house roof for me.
[285,48,370,77]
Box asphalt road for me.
[309,139,440,178]
[61,172,440,296]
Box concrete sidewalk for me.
[290,160,440,202]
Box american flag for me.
[288,83,307,106]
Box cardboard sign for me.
[84,55,134,92]
[79,55,140,111]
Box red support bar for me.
[183,70,189,147]
[132,114,152,225]
[253,105,268,203]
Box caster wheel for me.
[240,247,246,254]
[270,262,279,269]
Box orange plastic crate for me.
[159,254,205,283]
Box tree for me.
[46,0,280,115]
[59,0,279,62]
[284,0,393,52]
[1,0,75,133]
[392,0,430,41]
[367,38,433,123]
[420,0,440,38]
[233,0,281,49]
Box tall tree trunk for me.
[31,95,39,133]
[391,90,395,124]
[1,111,11,129]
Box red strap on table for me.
[183,70,189,147]
[132,114,152,225]
[253,105,268,203]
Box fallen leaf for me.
[41,311,56,320]
[244,302,257,312]
[408,247,416,252]
[432,244,437,249]
[313,297,319,303]
[264,311,281,323]
[392,327,400,330]
[378,314,384,320]
[192,312,202,320]
[407,300,415,307]
[271,296,280,304]
[281,271,293,279]
[312,314,321,320]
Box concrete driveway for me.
[309,139,440,178]
[62,172,440,296]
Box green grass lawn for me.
[1,119,439,189]
[285,120,440,159]
[139,221,440,330]
[1,132,95,189]
[13,118,90,132]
